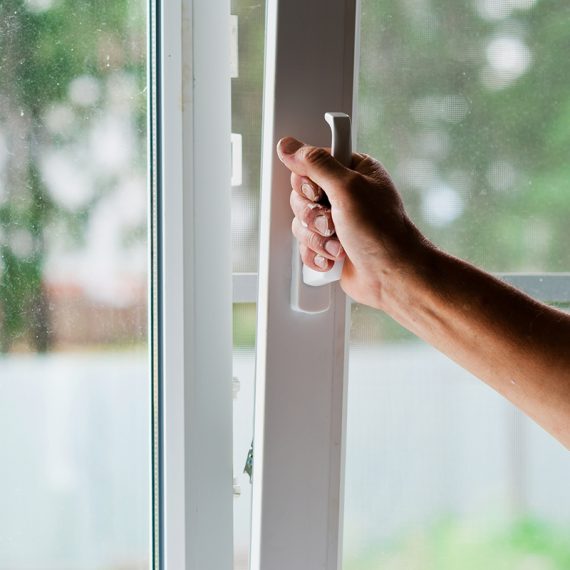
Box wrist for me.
[375,225,440,316]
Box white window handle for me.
[303,112,352,286]
[291,112,352,314]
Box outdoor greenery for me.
[0,0,145,352]
[345,517,570,570]
[2,0,568,352]
[358,0,570,272]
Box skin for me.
[277,136,570,450]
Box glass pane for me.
[232,303,257,570]
[231,0,265,566]
[343,306,570,569]
[0,1,149,568]
[357,0,570,272]
[346,1,570,564]
[231,0,265,273]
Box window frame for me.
[249,1,359,568]
[153,0,234,568]
[152,1,570,568]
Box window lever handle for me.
[291,112,351,314]
[302,112,352,286]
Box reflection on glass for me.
[357,0,570,271]
[0,1,148,568]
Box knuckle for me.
[307,229,325,251]
[289,191,297,210]
[291,172,306,194]
[302,202,318,224]
[291,217,300,237]
[302,146,330,166]
[345,171,362,191]
[292,217,310,242]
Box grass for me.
[345,517,570,570]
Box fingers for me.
[277,137,356,202]
[280,136,357,272]
[289,191,335,237]
[292,217,344,266]
[299,244,334,272]
[290,172,323,202]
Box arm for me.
[277,137,570,449]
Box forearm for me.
[380,243,570,448]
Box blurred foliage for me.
[351,0,570,343]
[231,0,265,272]
[2,0,569,354]
[345,517,570,570]
[0,0,145,352]
[358,0,570,272]
[233,303,257,348]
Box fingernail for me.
[314,254,328,269]
[278,137,302,156]
[325,239,342,257]
[314,215,334,236]
[301,183,318,201]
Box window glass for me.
[231,0,265,567]
[356,0,570,272]
[233,303,257,570]
[231,0,265,273]
[0,1,149,568]
[344,306,570,569]
[344,2,570,565]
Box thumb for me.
[277,137,353,202]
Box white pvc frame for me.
[250,1,359,568]
[157,0,233,568]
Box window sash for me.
[250,0,359,568]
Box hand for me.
[279,138,570,450]
[277,137,430,309]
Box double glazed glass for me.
[356,0,570,272]
[0,1,149,568]
[343,2,570,568]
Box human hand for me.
[277,137,430,309]
[279,138,570,451]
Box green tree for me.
[0,0,145,352]
[358,0,570,272]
